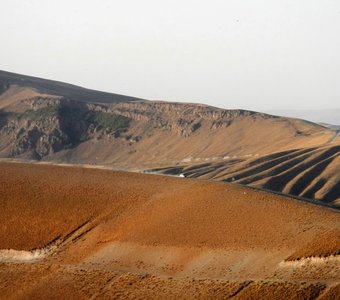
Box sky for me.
[1,0,340,111]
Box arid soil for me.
[1,70,339,208]
[0,162,339,299]
[151,142,340,207]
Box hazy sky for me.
[1,0,339,111]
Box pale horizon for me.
[1,0,340,111]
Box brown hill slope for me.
[0,92,334,165]
[0,162,339,299]
[150,142,340,207]
[0,70,338,206]
[0,70,142,104]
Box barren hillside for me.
[0,162,339,299]
[0,70,142,104]
[150,142,340,207]
[0,70,339,206]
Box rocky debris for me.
[7,116,69,159]
[0,98,132,159]
[110,101,258,137]
[0,96,303,160]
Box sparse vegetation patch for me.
[19,106,58,121]
[88,111,130,133]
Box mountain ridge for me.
[0,70,338,206]
[0,70,143,104]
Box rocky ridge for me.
[0,94,284,160]
[0,70,338,206]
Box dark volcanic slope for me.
[0,70,142,104]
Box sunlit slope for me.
[51,103,335,170]
[0,162,339,299]
[0,70,335,167]
[150,142,340,207]
[0,70,338,208]
[0,162,338,254]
